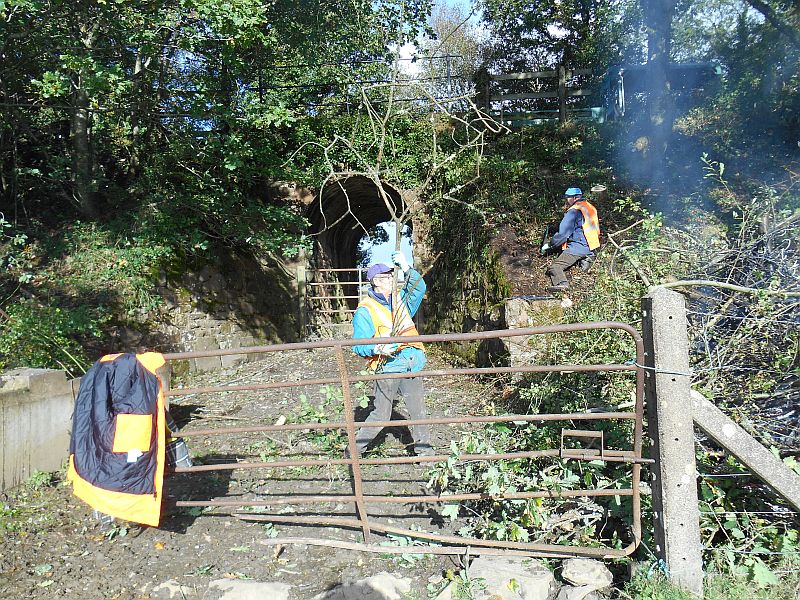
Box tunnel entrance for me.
[303,176,413,335]
[306,175,407,270]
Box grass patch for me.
[624,563,800,599]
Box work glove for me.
[374,343,400,356]
[391,251,411,273]
[540,242,551,255]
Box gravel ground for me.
[0,347,502,599]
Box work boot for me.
[546,284,569,293]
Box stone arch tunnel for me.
[303,175,411,316]
[305,175,407,271]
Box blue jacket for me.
[352,269,426,373]
[551,208,593,257]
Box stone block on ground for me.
[312,572,412,600]
[560,559,612,590]
[500,298,563,368]
[206,579,291,600]
[148,579,197,599]
[556,585,599,600]
[449,556,556,600]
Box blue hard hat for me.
[565,187,582,197]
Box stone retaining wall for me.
[111,250,304,373]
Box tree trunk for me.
[71,85,97,219]
[643,0,677,186]
[71,7,98,219]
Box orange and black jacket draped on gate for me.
[67,352,167,526]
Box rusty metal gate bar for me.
[163,322,645,558]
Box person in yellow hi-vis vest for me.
[540,187,601,292]
[350,251,433,458]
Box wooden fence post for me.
[558,65,567,123]
[296,248,307,338]
[642,287,704,596]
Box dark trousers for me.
[354,376,431,454]
[546,251,584,287]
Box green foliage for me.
[103,523,129,541]
[481,0,643,74]
[0,219,175,374]
[0,298,106,376]
[671,0,800,156]
[441,568,487,600]
[0,213,35,283]
[625,562,800,599]
[0,0,436,372]
[426,428,630,547]
[0,469,62,540]
[49,222,173,314]
[26,470,54,491]
[261,522,279,538]
[355,380,372,409]
[695,451,799,585]
[379,528,439,568]
[292,387,345,454]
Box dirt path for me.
[0,348,501,599]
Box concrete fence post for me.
[641,287,704,596]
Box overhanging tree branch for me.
[745,0,800,48]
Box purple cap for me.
[366,263,393,281]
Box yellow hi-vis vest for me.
[358,295,424,372]
[563,200,601,251]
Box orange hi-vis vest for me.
[67,352,167,527]
[358,295,424,372]
[563,200,601,251]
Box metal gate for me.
[163,322,647,558]
[303,267,366,333]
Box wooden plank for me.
[491,89,592,102]
[491,91,558,101]
[491,68,591,81]
[492,70,556,81]
[499,108,598,117]
[308,281,361,287]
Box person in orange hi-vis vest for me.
[540,187,600,293]
[349,250,433,459]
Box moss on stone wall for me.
[424,204,511,339]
